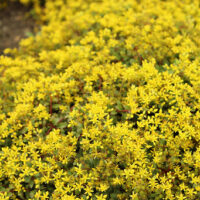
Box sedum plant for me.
[0,0,200,199]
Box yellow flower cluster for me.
[1,0,200,199]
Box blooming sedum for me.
[1,0,200,199]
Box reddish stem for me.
[77,132,83,142]
[45,123,57,135]
[70,105,74,112]
[98,75,103,91]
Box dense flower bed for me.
[0,0,200,199]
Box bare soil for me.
[0,1,36,54]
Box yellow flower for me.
[96,194,107,200]
[130,191,138,200]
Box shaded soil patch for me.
[0,1,36,54]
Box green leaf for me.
[57,122,68,129]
